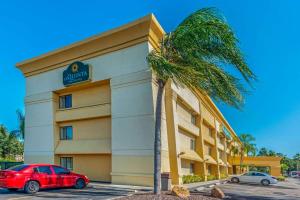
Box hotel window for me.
[208,128,213,138]
[59,94,72,109]
[190,138,196,150]
[219,151,223,160]
[190,163,195,174]
[60,157,73,171]
[208,146,212,156]
[60,126,73,140]
[191,114,196,125]
[207,165,212,175]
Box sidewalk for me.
[185,179,228,190]
[89,182,152,192]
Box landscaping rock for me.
[172,185,190,198]
[211,187,225,199]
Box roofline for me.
[16,13,165,77]
[194,89,241,142]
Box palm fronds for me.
[147,7,256,108]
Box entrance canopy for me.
[231,156,282,176]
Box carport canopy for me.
[231,156,282,176]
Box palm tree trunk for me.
[240,149,244,173]
[154,79,165,195]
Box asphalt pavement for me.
[217,178,300,200]
[0,183,147,200]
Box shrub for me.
[220,173,228,179]
[276,176,286,181]
[207,175,217,181]
[182,175,204,184]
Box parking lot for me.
[1,179,300,200]
[0,183,149,200]
[218,178,300,200]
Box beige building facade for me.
[17,14,280,186]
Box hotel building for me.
[16,14,281,186]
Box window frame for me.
[208,128,213,138]
[191,114,197,125]
[53,165,71,175]
[190,163,195,174]
[190,138,196,150]
[60,157,73,171]
[59,94,72,109]
[208,146,212,156]
[60,126,73,140]
[34,166,53,175]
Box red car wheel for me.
[24,181,40,194]
[74,179,86,189]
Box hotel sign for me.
[63,61,91,86]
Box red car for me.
[0,164,89,194]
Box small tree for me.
[11,109,25,140]
[239,134,256,171]
[294,153,300,171]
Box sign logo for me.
[63,61,91,86]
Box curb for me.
[187,180,229,191]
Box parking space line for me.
[8,197,31,200]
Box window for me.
[219,151,222,160]
[59,94,72,109]
[34,166,52,175]
[190,163,195,174]
[8,164,29,172]
[243,172,251,176]
[208,128,213,138]
[191,114,196,125]
[190,138,196,150]
[207,165,212,175]
[60,126,73,140]
[208,146,212,156]
[60,157,73,171]
[254,172,266,176]
[53,166,70,175]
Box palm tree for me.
[258,147,269,156]
[11,109,25,140]
[293,153,300,171]
[147,8,255,194]
[239,134,256,171]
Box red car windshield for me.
[7,164,29,172]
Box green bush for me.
[276,176,286,181]
[207,175,217,181]
[220,173,228,179]
[182,175,204,184]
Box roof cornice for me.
[16,14,165,77]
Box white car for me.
[230,171,278,186]
[290,171,300,178]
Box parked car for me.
[230,171,278,186]
[0,164,89,194]
[290,171,300,178]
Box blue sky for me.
[0,0,299,157]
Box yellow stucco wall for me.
[111,155,153,186]
[55,154,112,182]
[57,117,111,140]
[57,83,111,108]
